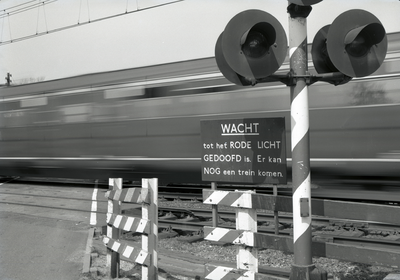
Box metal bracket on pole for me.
[263,71,352,87]
[287,3,312,18]
[255,71,351,87]
[311,72,353,86]
[300,198,310,217]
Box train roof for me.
[1,32,399,98]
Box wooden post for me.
[107,178,122,279]
[142,178,158,279]
[236,190,257,277]
[273,185,279,235]
[211,182,218,227]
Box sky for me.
[0,0,399,83]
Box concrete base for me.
[384,274,400,280]
[290,264,327,280]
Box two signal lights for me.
[312,9,387,80]
[215,7,387,86]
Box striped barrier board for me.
[205,264,287,280]
[204,226,293,251]
[205,265,255,280]
[103,236,150,265]
[204,227,246,244]
[202,189,292,212]
[205,265,281,280]
[106,213,150,234]
[105,188,149,204]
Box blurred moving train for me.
[1,32,400,186]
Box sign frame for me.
[201,117,287,185]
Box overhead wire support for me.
[78,0,90,24]
[0,0,184,46]
[36,1,49,35]
[7,12,12,43]
[125,0,139,13]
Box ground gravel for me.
[79,199,399,279]
[158,237,397,280]
[81,236,398,280]
[157,200,399,279]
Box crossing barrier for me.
[202,189,400,279]
[103,178,159,279]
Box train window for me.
[104,86,145,99]
[34,110,62,125]
[59,104,92,123]
[308,75,400,108]
[20,96,48,108]
[170,84,240,96]
[92,103,129,121]
[382,58,400,74]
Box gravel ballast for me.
[80,199,400,279]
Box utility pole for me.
[5,72,12,86]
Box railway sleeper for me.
[315,229,366,238]
[159,225,179,239]
[329,220,368,229]
[177,229,204,243]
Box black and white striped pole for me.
[287,2,326,279]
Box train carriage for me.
[1,33,400,185]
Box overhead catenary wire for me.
[0,0,38,12]
[0,0,57,19]
[0,0,184,46]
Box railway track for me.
[3,176,399,241]
[148,204,400,253]
[6,176,400,203]
[159,180,400,204]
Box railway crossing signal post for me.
[214,1,387,279]
[287,3,323,279]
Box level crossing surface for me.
[0,180,108,280]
